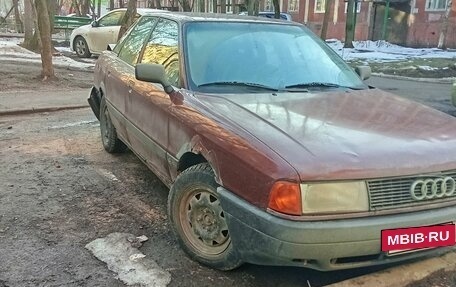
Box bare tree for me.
[321,0,332,39]
[177,0,193,11]
[118,0,137,40]
[273,0,280,19]
[13,0,23,33]
[23,0,34,47]
[35,0,55,80]
[438,0,452,49]
[344,0,355,48]
[246,0,259,15]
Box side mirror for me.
[355,65,371,81]
[135,63,174,94]
[91,20,99,27]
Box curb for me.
[372,72,455,84]
[328,250,456,287]
[0,57,94,73]
[0,105,90,116]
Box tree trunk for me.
[320,0,332,39]
[36,0,55,80]
[118,0,124,8]
[344,0,355,48]
[97,0,101,17]
[48,0,55,34]
[178,0,192,11]
[23,0,34,47]
[118,0,137,40]
[198,0,204,12]
[109,0,114,10]
[273,0,280,18]
[13,0,24,33]
[155,0,161,8]
[212,0,217,12]
[438,0,452,49]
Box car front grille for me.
[367,170,456,210]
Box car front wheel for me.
[74,36,91,58]
[168,163,242,270]
[99,96,127,153]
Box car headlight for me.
[300,181,369,215]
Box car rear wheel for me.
[74,36,91,58]
[99,96,127,153]
[168,163,242,270]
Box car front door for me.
[125,18,180,185]
[104,16,158,149]
[88,10,125,53]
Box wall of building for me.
[406,0,456,47]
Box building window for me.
[226,0,233,12]
[425,0,448,10]
[288,0,299,12]
[315,0,325,13]
[345,1,361,13]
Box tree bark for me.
[438,0,452,49]
[273,0,280,18]
[344,0,355,48]
[118,0,137,40]
[13,0,24,33]
[178,0,192,11]
[23,0,34,47]
[36,0,55,80]
[321,0,332,39]
[109,0,114,10]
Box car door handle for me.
[128,80,135,94]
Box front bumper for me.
[88,86,101,120]
[218,187,456,271]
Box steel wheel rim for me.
[179,187,230,256]
[101,106,111,145]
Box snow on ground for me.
[0,38,94,71]
[327,39,456,62]
[1,37,456,70]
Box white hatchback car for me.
[70,8,164,58]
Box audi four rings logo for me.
[410,177,456,200]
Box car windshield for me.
[184,22,367,93]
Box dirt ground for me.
[0,62,92,91]
[0,62,455,287]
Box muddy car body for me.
[89,12,456,271]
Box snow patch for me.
[86,233,171,287]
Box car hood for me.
[195,88,456,181]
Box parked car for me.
[70,8,164,58]
[240,11,292,21]
[88,12,456,271]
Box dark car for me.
[88,12,456,271]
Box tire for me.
[168,163,242,270]
[73,36,91,58]
[99,96,127,153]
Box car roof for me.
[106,8,167,15]
[140,11,297,24]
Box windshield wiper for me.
[198,81,281,92]
[285,82,363,90]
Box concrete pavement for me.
[0,88,90,116]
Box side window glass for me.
[118,17,157,66]
[140,19,180,87]
[98,11,125,26]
